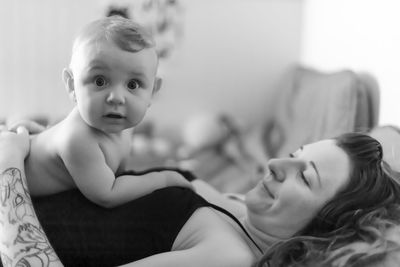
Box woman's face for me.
[245,139,351,238]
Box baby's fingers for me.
[180,179,195,191]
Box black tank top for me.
[32,187,261,267]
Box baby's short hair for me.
[72,16,155,55]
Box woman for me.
[1,126,399,267]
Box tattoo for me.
[0,168,62,266]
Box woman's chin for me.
[245,185,273,213]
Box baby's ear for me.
[62,68,76,102]
[152,77,162,95]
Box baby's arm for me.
[60,135,192,208]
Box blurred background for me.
[0,0,399,136]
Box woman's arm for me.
[0,127,63,267]
[118,245,251,267]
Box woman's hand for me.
[8,119,46,134]
[0,126,30,159]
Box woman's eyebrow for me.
[310,161,322,187]
[292,146,322,187]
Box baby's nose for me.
[107,89,125,105]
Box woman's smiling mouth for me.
[262,180,275,199]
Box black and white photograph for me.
[1,0,400,266]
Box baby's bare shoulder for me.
[60,127,98,156]
[34,118,95,155]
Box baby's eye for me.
[127,79,140,90]
[94,76,107,87]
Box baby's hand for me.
[163,171,194,191]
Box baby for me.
[24,16,191,208]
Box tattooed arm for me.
[0,127,63,267]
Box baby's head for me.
[63,16,162,133]
[70,16,156,68]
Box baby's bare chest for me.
[98,135,131,173]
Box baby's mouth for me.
[104,113,125,119]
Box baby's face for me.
[70,40,159,133]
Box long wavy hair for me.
[256,133,400,267]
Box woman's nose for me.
[106,88,125,105]
[267,158,307,182]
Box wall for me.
[0,0,103,122]
[301,0,400,126]
[148,0,304,133]
[0,0,303,134]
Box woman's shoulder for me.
[173,206,255,266]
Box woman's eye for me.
[300,172,310,187]
[94,76,106,87]
[127,80,140,90]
